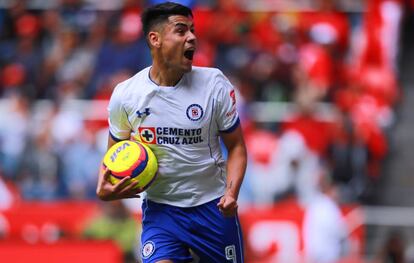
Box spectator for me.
[0,91,30,180]
[268,129,322,205]
[86,13,151,98]
[17,126,60,200]
[60,127,103,199]
[0,176,13,211]
[12,13,43,99]
[303,172,349,263]
[41,26,94,99]
[82,200,141,263]
[376,230,407,263]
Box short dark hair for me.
[141,2,193,37]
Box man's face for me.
[156,15,196,73]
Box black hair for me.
[141,2,193,37]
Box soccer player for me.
[96,2,247,262]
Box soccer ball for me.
[103,140,158,190]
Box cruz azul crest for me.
[186,104,203,121]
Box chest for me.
[126,90,217,145]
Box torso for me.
[108,66,239,207]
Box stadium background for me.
[0,0,413,262]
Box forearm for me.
[224,141,247,200]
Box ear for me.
[148,31,161,49]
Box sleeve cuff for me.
[109,131,126,142]
[220,117,240,133]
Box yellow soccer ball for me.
[103,140,158,190]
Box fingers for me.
[217,196,236,209]
[114,177,144,199]
[102,167,112,181]
[113,176,131,191]
[217,197,224,207]
[219,207,237,217]
[217,196,238,217]
[99,169,144,199]
[120,180,142,194]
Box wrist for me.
[224,190,238,200]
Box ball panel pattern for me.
[103,140,158,190]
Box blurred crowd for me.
[0,0,404,203]
[0,0,410,261]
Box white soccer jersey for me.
[108,66,240,207]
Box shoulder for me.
[190,66,224,80]
[108,67,151,112]
[191,66,222,74]
[188,66,232,91]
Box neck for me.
[150,62,184,87]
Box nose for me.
[187,31,196,44]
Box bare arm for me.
[96,136,143,201]
[217,125,247,216]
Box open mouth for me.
[184,50,194,60]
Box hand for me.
[217,194,238,217]
[96,167,143,201]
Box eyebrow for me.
[173,22,194,29]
